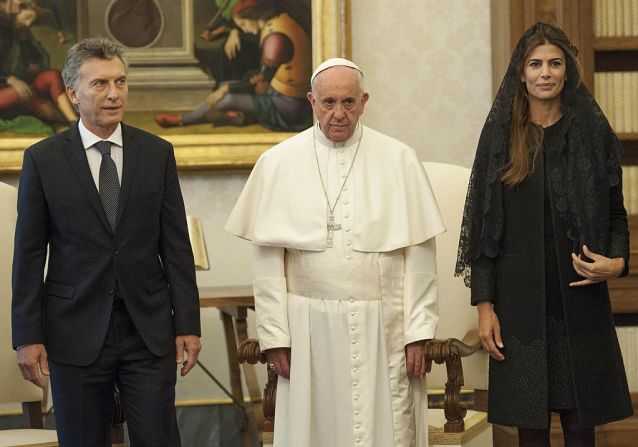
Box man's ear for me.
[360,92,370,110]
[66,85,78,105]
[307,91,315,107]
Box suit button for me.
[108,288,114,295]
[114,250,120,255]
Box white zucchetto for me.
[311,57,363,83]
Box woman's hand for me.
[570,245,625,287]
[477,301,505,361]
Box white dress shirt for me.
[78,119,124,189]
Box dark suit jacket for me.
[12,122,201,366]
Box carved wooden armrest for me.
[238,339,278,433]
[425,332,482,433]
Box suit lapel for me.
[117,123,140,230]
[63,123,114,236]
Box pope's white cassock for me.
[225,121,445,447]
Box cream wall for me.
[0,0,494,403]
[351,0,492,167]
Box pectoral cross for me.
[326,212,342,248]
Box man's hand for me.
[17,343,49,389]
[224,28,241,59]
[6,76,32,102]
[250,73,269,94]
[570,245,625,286]
[205,84,230,108]
[176,335,201,377]
[477,301,505,361]
[405,340,431,378]
[266,347,291,379]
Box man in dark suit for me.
[11,37,201,446]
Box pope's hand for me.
[405,340,431,378]
[266,347,291,379]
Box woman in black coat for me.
[456,22,632,446]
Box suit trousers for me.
[48,298,180,447]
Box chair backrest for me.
[422,162,488,391]
[0,182,45,406]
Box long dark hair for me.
[502,23,583,186]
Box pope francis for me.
[226,58,445,447]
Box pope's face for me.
[66,57,128,139]
[307,66,369,143]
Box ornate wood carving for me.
[426,337,482,433]
[238,339,278,435]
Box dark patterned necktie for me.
[95,140,120,231]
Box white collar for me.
[314,122,363,148]
[78,119,123,150]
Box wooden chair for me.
[422,162,490,446]
[0,182,58,447]
[238,162,490,444]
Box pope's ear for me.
[360,92,370,107]
[307,91,316,106]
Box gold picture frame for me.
[0,0,351,174]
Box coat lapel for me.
[117,123,140,230]
[63,123,114,236]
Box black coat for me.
[12,122,201,366]
[471,138,632,429]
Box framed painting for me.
[0,0,351,173]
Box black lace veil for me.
[455,22,624,286]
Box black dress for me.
[543,118,576,410]
[469,117,632,429]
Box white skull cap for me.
[310,58,363,83]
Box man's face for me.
[233,17,261,35]
[307,66,369,143]
[13,1,37,29]
[66,57,128,138]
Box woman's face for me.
[233,17,261,35]
[521,43,567,104]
